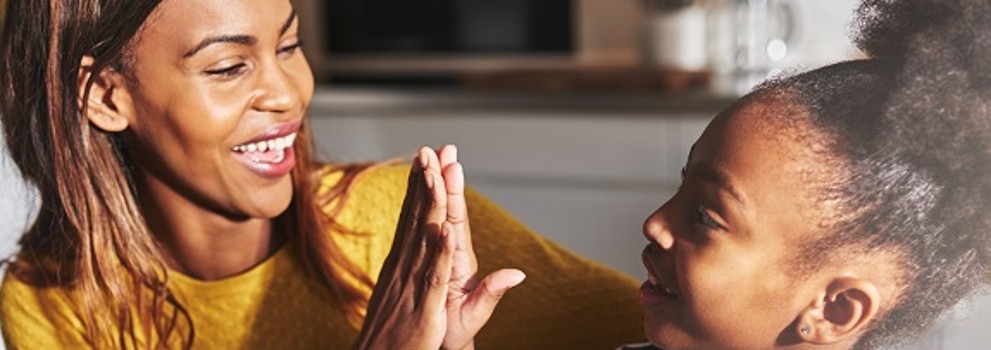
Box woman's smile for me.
[231,119,301,178]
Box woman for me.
[367,0,991,348]
[0,0,644,348]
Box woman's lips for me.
[233,145,296,179]
[231,120,302,179]
[238,119,302,145]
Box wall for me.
[0,134,34,260]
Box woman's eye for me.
[204,63,247,77]
[278,42,302,57]
[694,205,722,230]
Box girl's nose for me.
[642,202,675,250]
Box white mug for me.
[708,0,797,95]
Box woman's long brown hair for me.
[0,0,371,347]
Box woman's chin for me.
[237,181,295,219]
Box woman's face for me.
[121,0,313,219]
[640,96,835,349]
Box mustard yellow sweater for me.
[0,164,645,349]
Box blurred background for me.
[1,0,988,348]
[293,0,861,278]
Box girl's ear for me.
[795,276,882,345]
[78,55,135,132]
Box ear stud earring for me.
[800,325,811,335]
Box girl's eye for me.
[204,63,247,78]
[278,42,302,57]
[694,205,723,230]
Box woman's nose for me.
[252,63,298,113]
[642,202,675,250]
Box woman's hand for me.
[353,145,525,350]
[352,147,453,350]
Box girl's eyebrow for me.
[694,165,747,210]
[685,142,747,209]
[182,9,297,59]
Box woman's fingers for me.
[354,153,446,349]
[414,147,456,309]
[389,156,429,285]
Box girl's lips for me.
[641,246,678,306]
[640,281,677,306]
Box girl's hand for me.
[435,145,526,350]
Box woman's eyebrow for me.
[183,35,256,59]
[279,9,298,36]
[182,9,297,59]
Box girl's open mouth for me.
[640,246,678,305]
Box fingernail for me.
[418,148,429,168]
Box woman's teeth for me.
[232,133,297,153]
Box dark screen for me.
[321,0,572,53]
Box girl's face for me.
[120,0,313,219]
[640,97,835,348]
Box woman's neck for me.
[137,174,286,281]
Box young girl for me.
[0,0,644,348]
[363,0,991,348]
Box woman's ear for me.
[78,55,134,132]
[795,276,882,345]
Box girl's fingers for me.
[438,144,457,171]
[422,222,457,313]
[462,268,527,329]
[443,162,476,288]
